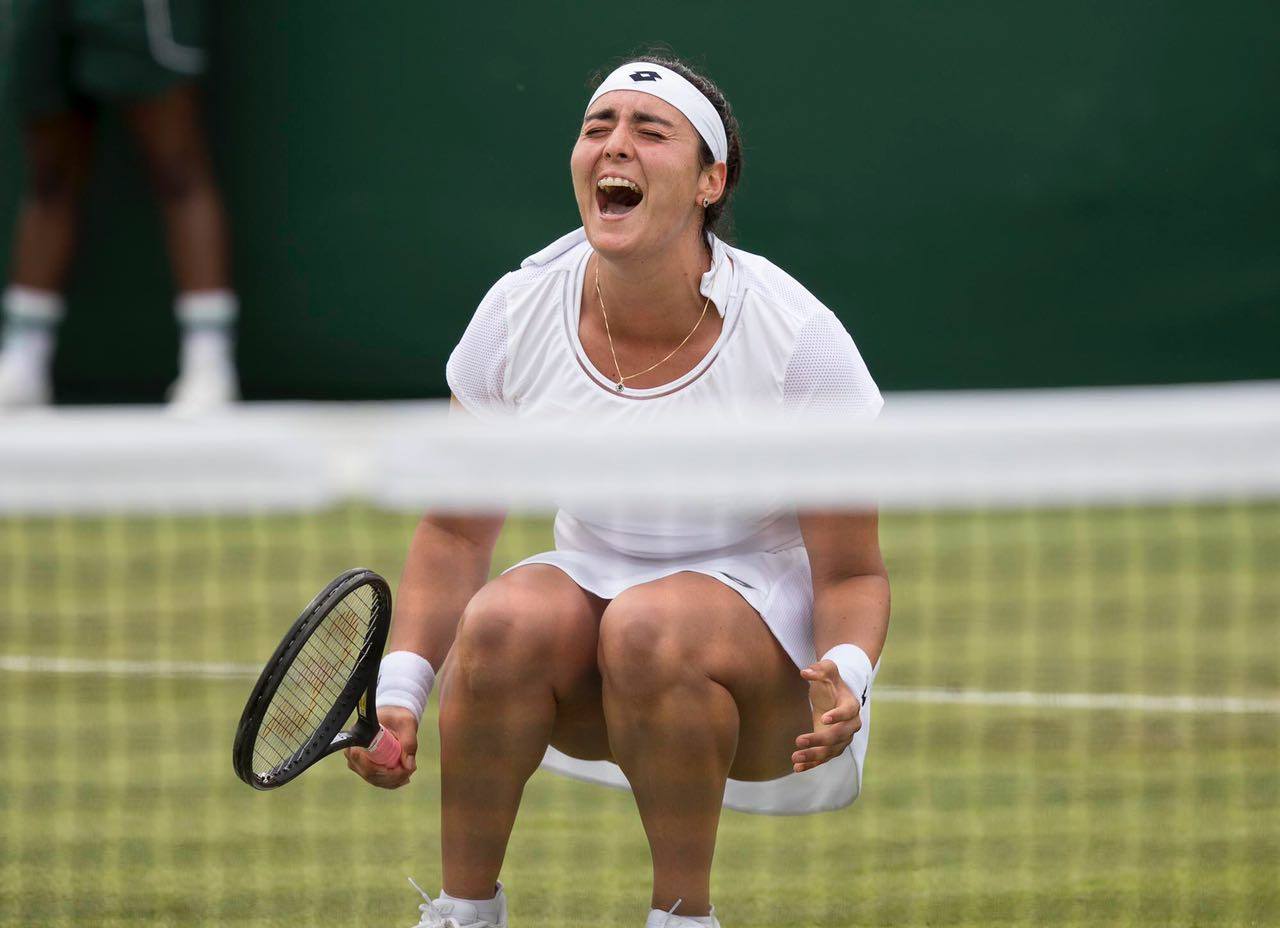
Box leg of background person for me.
[0,109,96,406]
[124,81,237,409]
[9,110,95,288]
[438,565,610,907]
[598,572,811,920]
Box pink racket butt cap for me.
[365,726,403,767]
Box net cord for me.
[2,382,1277,514]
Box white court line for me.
[1,654,1277,715]
[0,654,258,680]
[874,686,1280,716]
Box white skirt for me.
[506,544,876,815]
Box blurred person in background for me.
[0,0,237,412]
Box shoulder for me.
[447,233,590,416]
[723,243,869,381]
[455,233,587,348]
[727,244,834,329]
[482,235,589,322]
[721,244,884,419]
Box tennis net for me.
[1,381,1277,927]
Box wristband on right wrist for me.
[376,650,436,723]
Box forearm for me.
[388,514,502,669]
[812,573,891,666]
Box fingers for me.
[791,718,857,772]
[342,706,424,788]
[344,744,414,789]
[800,659,840,685]
[801,658,837,678]
[793,661,862,772]
[802,661,841,718]
[380,710,420,774]
[797,715,860,749]
[818,700,860,726]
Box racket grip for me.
[365,725,403,767]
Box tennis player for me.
[348,53,889,928]
[0,0,237,412]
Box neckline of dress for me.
[566,238,739,399]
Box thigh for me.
[604,571,812,782]
[123,82,213,177]
[23,108,96,194]
[444,564,614,763]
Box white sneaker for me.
[166,363,238,416]
[0,350,51,408]
[645,900,721,928]
[407,877,508,928]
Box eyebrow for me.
[583,106,676,129]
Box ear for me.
[696,162,729,207]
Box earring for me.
[703,198,710,208]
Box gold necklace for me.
[594,262,711,393]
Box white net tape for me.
[2,381,1277,514]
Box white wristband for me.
[821,644,875,706]
[376,650,436,722]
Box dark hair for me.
[589,49,743,243]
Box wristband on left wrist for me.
[821,643,874,706]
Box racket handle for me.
[365,725,403,767]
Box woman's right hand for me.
[345,706,419,789]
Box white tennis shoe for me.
[407,877,508,928]
[166,362,238,416]
[645,899,721,927]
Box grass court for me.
[2,503,1277,926]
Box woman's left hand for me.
[792,659,862,773]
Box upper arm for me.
[421,511,506,553]
[788,309,886,588]
[783,310,883,419]
[446,277,511,420]
[427,395,506,548]
[798,509,887,589]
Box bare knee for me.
[598,589,702,697]
[451,569,597,696]
[24,118,92,205]
[26,153,87,206]
[146,152,212,202]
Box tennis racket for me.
[233,568,402,790]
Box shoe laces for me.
[660,898,716,927]
[408,877,461,928]
[407,877,498,928]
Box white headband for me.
[586,61,728,164]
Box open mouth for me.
[596,176,643,217]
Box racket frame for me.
[233,568,392,790]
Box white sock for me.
[440,885,502,924]
[175,290,237,374]
[646,905,716,927]
[1,286,64,370]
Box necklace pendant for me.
[615,382,625,392]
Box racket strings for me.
[256,602,369,769]
[275,597,370,719]
[252,585,380,775]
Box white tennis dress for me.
[446,227,884,814]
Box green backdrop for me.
[1,1,1277,402]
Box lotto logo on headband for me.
[590,61,729,163]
